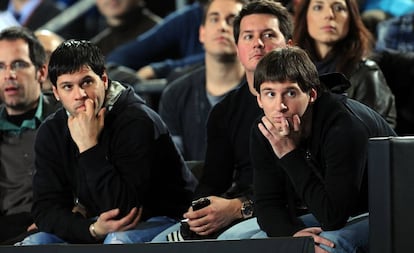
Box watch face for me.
[242,201,254,218]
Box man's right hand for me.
[68,98,106,153]
[137,65,155,80]
[90,207,142,238]
[183,196,242,236]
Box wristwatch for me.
[241,199,254,219]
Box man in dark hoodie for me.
[17,39,197,244]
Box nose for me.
[275,97,288,112]
[74,86,87,99]
[218,18,231,33]
[324,7,335,19]
[253,36,264,49]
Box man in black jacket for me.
[18,39,197,244]
[153,0,295,241]
[250,47,396,253]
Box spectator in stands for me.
[34,29,64,92]
[17,39,197,244]
[152,0,294,241]
[91,0,161,56]
[106,0,207,80]
[375,11,414,52]
[293,0,396,128]
[250,46,396,253]
[158,0,245,161]
[359,0,414,38]
[0,26,60,244]
[5,0,61,31]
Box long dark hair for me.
[293,0,373,76]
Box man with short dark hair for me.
[18,39,197,244]
[158,0,245,161]
[0,26,60,244]
[152,0,294,241]
[250,46,396,253]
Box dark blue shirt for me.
[106,2,205,78]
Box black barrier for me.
[0,237,314,253]
[368,136,414,253]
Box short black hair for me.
[0,26,46,70]
[233,0,293,44]
[254,46,321,94]
[48,40,105,86]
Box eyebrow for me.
[207,12,219,17]
[58,75,93,87]
[260,83,301,91]
[260,87,274,92]
[241,28,276,34]
[57,81,72,88]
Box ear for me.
[101,72,109,90]
[286,39,294,46]
[256,93,264,109]
[37,64,48,83]
[52,85,59,101]
[199,25,205,44]
[309,88,317,103]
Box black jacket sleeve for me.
[194,102,236,198]
[251,122,306,236]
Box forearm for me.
[32,199,95,243]
[196,111,236,198]
[150,53,204,78]
[79,144,143,216]
[252,128,304,236]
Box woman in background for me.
[293,0,396,128]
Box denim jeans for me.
[299,213,369,253]
[151,217,262,242]
[17,216,177,245]
[217,217,262,240]
[238,214,369,253]
[151,222,181,242]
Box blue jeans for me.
[299,213,369,253]
[217,217,262,240]
[151,223,181,242]
[246,214,369,253]
[17,216,177,245]
[151,217,262,242]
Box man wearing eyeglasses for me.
[0,26,60,244]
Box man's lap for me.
[16,216,177,245]
[151,217,262,242]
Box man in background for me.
[91,0,161,55]
[158,0,245,161]
[0,26,60,244]
[34,29,64,92]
